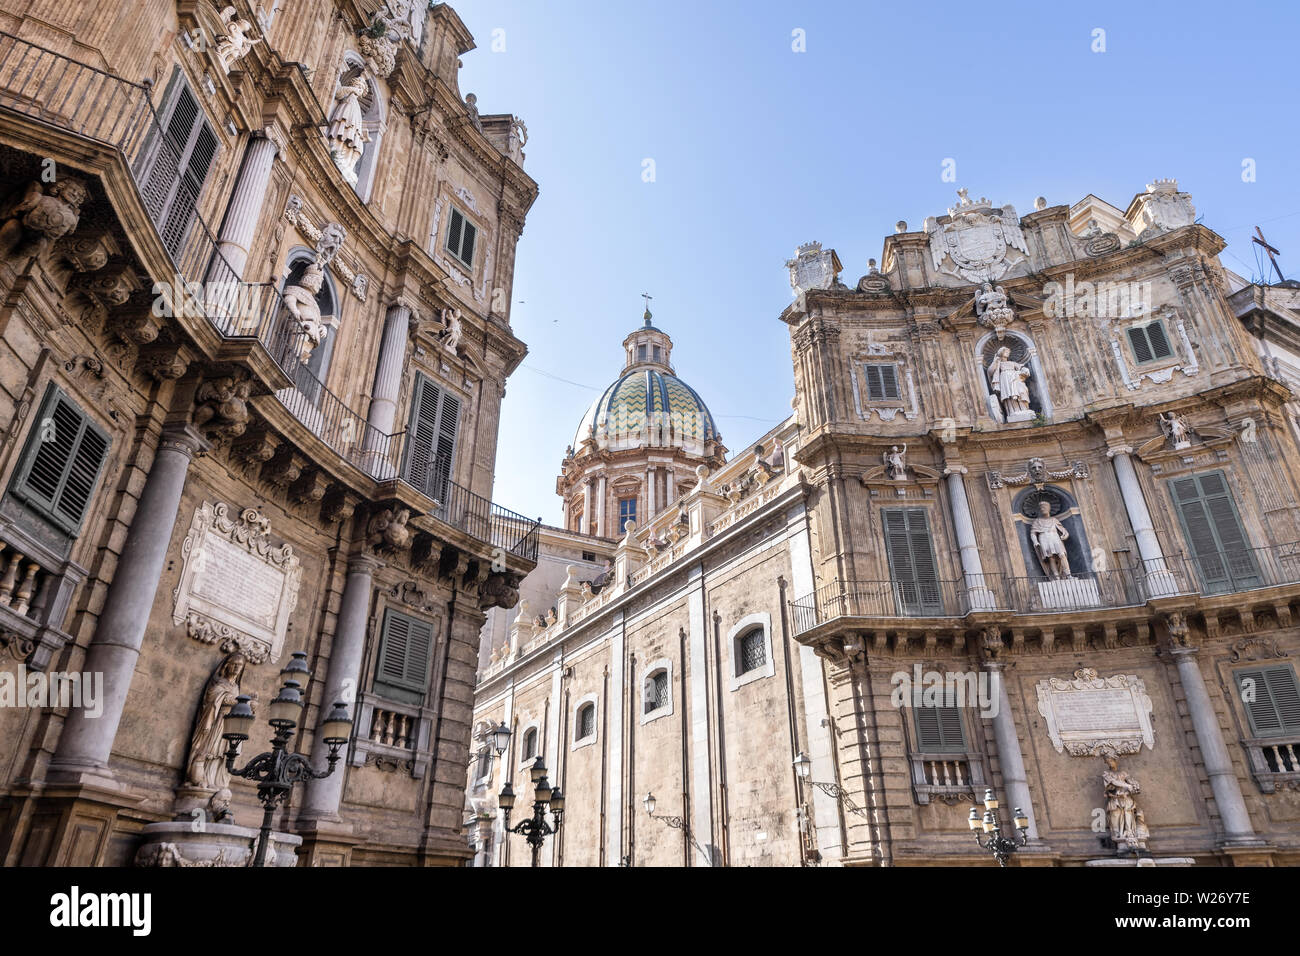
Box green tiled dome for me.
[573,368,719,455]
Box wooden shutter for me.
[11,386,111,535]
[140,79,217,258]
[1236,666,1300,737]
[1147,321,1173,359]
[446,208,464,258]
[431,390,460,503]
[403,374,458,502]
[878,364,899,399]
[460,219,476,265]
[376,609,434,695]
[883,508,942,615]
[865,364,900,401]
[1126,326,1153,363]
[915,705,966,753]
[1170,472,1259,592]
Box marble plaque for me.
[172,502,301,663]
[1035,668,1154,757]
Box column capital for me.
[1106,444,1135,459]
[347,552,385,575]
[942,464,968,477]
[254,125,288,160]
[159,423,211,459]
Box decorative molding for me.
[282,195,367,300]
[987,458,1089,490]
[1035,668,1154,757]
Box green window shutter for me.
[376,609,434,696]
[883,507,942,615]
[1235,666,1300,737]
[1127,326,1153,363]
[915,705,966,753]
[403,374,459,502]
[10,385,111,535]
[1147,320,1173,359]
[446,208,464,259]
[1169,471,1259,593]
[140,79,217,258]
[433,390,460,502]
[461,219,477,265]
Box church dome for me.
[573,368,720,456]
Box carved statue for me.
[367,507,412,552]
[1030,500,1071,579]
[464,93,482,131]
[884,443,908,481]
[767,438,785,471]
[281,262,337,361]
[192,372,253,440]
[1159,411,1191,449]
[976,282,1015,337]
[987,346,1032,421]
[214,6,261,73]
[1102,755,1144,853]
[328,73,371,184]
[185,651,248,791]
[1,177,90,260]
[439,307,463,354]
[480,571,522,610]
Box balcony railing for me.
[1184,542,1300,596]
[0,32,540,562]
[1243,735,1300,793]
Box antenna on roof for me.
[1252,227,1287,285]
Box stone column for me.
[983,658,1040,839]
[1108,445,1176,595]
[211,131,280,280]
[666,469,675,506]
[646,467,656,519]
[300,552,382,821]
[51,424,209,777]
[945,467,994,610]
[363,302,412,477]
[1170,646,1259,844]
[596,475,607,538]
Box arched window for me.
[280,251,340,402]
[727,614,774,689]
[575,702,596,742]
[737,627,766,675]
[644,669,668,714]
[521,727,538,761]
[977,332,1053,424]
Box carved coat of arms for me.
[786,241,842,295]
[927,190,1029,283]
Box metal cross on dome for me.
[641,292,653,324]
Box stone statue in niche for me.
[214,6,261,73]
[1159,411,1191,450]
[883,443,908,481]
[439,307,463,354]
[185,650,249,792]
[987,346,1033,422]
[1030,500,1071,579]
[0,177,89,261]
[1102,755,1147,853]
[281,262,337,362]
[328,73,371,185]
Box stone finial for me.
[1034,196,1047,211]
[895,220,908,233]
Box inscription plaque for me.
[172,502,301,663]
[1035,668,1154,757]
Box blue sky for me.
[454,0,1300,526]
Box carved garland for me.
[283,196,369,301]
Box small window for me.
[445,206,477,268]
[474,749,493,782]
[863,363,901,401]
[737,628,766,675]
[9,385,111,535]
[522,727,538,760]
[619,497,637,532]
[581,550,596,562]
[1126,320,1173,364]
[1235,665,1300,738]
[637,344,647,362]
[914,704,966,754]
[652,345,661,362]
[374,609,434,703]
[644,669,669,714]
[575,702,596,741]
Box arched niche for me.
[1012,484,1093,581]
[281,247,341,403]
[976,330,1053,424]
[337,55,387,203]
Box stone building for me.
[0,0,538,866]
[469,182,1300,866]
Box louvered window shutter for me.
[864,364,883,400]
[11,386,111,535]
[460,219,476,265]
[446,208,464,258]
[879,364,899,399]
[1147,321,1173,359]
[883,508,942,614]
[403,374,459,502]
[915,705,966,753]
[1236,666,1300,737]
[1170,472,1259,593]
[1127,326,1154,364]
[376,609,434,696]
[141,81,217,258]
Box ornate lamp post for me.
[498,757,564,867]
[969,787,1029,867]
[220,651,353,868]
[792,751,870,818]
[643,791,711,866]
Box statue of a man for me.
[987,346,1032,420]
[883,444,908,480]
[1159,411,1191,449]
[328,73,371,184]
[185,651,249,791]
[1030,500,1071,579]
[1102,755,1142,852]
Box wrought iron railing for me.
[1183,542,1300,596]
[0,32,540,561]
[400,459,539,562]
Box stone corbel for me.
[135,343,190,381]
[231,425,278,474]
[260,444,302,489]
[54,226,118,273]
[289,466,330,506]
[320,484,358,525]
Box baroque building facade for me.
[0,0,538,866]
[469,181,1300,866]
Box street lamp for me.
[792,750,870,818]
[221,651,353,867]
[499,758,563,867]
[643,791,711,865]
[969,787,1029,867]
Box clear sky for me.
[453,0,1300,526]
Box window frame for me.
[518,723,541,767]
[571,694,599,749]
[618,496,638,533]
[1126,318,1175,366]
[640,658,674,723]
[444,204,478,270]
[137,69,219,258]
[1234,664,1300,738]
[862,362,902,402]
[881,507,944,616]
[727,612,774,690]
[401,372,461,504]
[1167,470,1259,594]
[911,701,969,755]
[373,607,435,704]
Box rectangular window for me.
[914,705,966,753]
[581,551,596,562]
[882,508,943,615]
[403,373,460,504]
[1169,471,1260,593]
[637,344,647,362]
[1126,320,1174,364]
[1234,665,1300,737]
[9,385,111,535]
[863,363,901,401]
[652,345,661,362]
[375,608,434,702]
[445,206,477,268]
[618,497,637,532]
[138,73,218,258]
